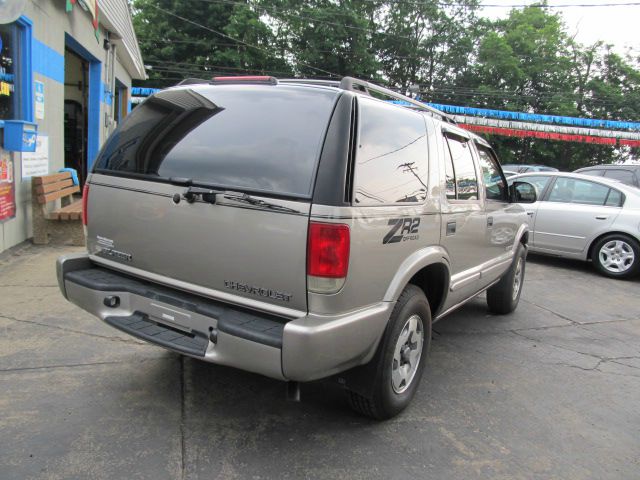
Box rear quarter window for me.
[94,86,338,197]
[353,98,429,205]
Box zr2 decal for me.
[383,217,421,244]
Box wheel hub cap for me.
[599,240,635,273]
[391,314,424,394]
[512,258,523,301]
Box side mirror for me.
[510,181,537,204]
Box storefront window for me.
[0,23,18,120]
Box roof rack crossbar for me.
[339,76,456,124]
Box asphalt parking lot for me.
[0,245,638,480]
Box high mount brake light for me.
[211,76,278,85]
[307,222,350,294]
[81,183,89,226]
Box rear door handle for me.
[487,216,494,227]
[446,221,456,236]
[595,215,609,220]
[526,211,535,216]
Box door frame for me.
[64,33,101,175]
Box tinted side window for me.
[604,169,635,185]
[445,135,478,201]
[476,145,507,201]
[580,169,605,177]
[605,189,624,207]
[354,98,428,205]
[443,140,456,200]
[548,178,609,205]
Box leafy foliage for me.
[131,0,640,166]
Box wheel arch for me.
[587,230,640,260]
[383,246,451,318]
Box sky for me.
[478,0,639,55]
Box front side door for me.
[531,177,621,254]
[510,175,554,246]
[474,144,518,271]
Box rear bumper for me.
[57,254,392,382]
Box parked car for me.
[502,164,559,173]
[57,76,536,419]
[509,172,640,279]
[574,164,640,189]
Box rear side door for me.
[531,177,622,254]
[438,130,487,300]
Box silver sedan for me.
[510,172,640,279]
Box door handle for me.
[595,216,609,220]
[446,221,456,236]
[487,216,494,227]
[526,211,535,216]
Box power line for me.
[190,0,417,40]
[360,0,640,7]
[148,4,342,78]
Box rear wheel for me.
[592,234,640,279]
[347,285,431,420]
[486,243,527,314]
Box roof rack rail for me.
[278,78,342,88]
[212,76,278,85]
[176,78,209,86]
[339,76,456,124]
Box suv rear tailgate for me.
[86,85,340,314]
[87,174,311,313]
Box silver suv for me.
[57,77,536,419]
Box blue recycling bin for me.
[3,120,38,152]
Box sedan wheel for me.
[593,235,640,279]
[599,240,635,274]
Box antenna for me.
[0,0,26,24]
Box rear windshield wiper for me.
[222,192,301,214]
[169,178,301,213]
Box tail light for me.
[307,222,350,293]
[82,183,89,226]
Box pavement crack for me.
[0,314,147,346]
[0,360,125,373]
[510,330,605,361]
[512,317,639,333]
[521,298,579,325]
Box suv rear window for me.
[93,86,338,197]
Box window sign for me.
[22,134,49,178]
[0,148,16,222]
[34,80,44,120]
[0,23,17,120]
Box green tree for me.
[259,0,381,79]
[132,0,291,87]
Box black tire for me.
[486,243,527,315]
[347,284,431,420]
[591,234,640,279]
